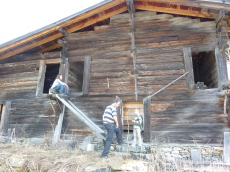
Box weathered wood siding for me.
[64,11,229,144]
[68,62,84,92]
[0,52,60,137]
[0,11,229,143]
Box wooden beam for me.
[0,33,63,61]
[36,44,61,54]
[117,99,123,139]
[45,58,60,64]
[215,47,228,90]
[66,5,128,33]
[82,56,91,95]
[64,61,69,84]
[129,13,138,101]
[0,101,11,136]
[228,96,230,120]
[135,2,214,18]
[59,28,68,37]
[216,9,225,26]
[136,0,230,10]
[223,81,230,89]
[0,4,127,60]
[52,105,66,144]
[143,97,151,142]
[36,60,46,97]
[0,0,126,53]
[57,39,68,49]
[126,0,135,13]
[183,47,195,92]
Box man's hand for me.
[116,123,119,128]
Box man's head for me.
[56,74,63,80]
[113,98,121,108]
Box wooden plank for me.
[117,97,123,138]
[64,61,69,84]
[126,0,135,13]
[1,101,11,136]
[143,97,151,142]
[215,47,228,90]
[183,47,195,92]
[36,60,46,97]
[52,105,65,144]
[82,56,91,95]
[135,2,214,18]
[138,0,230,10]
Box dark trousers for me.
[101,123,122,157]
[53,84,65,93]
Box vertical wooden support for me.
[224,132,230,163]
[143,97,151,142]
[215,47,228,90]
[1,101,11,136]
[60,59,69,84]
[228,96,230,120]
[129,12,138,101]
[52,105,66,144]
[117,101,123,139]
[82,56,91,95]
[36,60,46,97]
[64,60,69,84]
[183,47,195,92]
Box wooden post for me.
[143,97,151,142]
[60,59,69,85]
[64,60,69,84]
[126,0,135,14]
[129,11,138,100]
[215,47,228,90]
[36,60,46,97]
[117,101,123,139]
[227,96,230,120]
[52,105,65,144]
[224,132,230,163]
[82,56,91,95]
[183,47,195,92]
[0,101,11,136]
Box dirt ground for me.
[0,142,148,172]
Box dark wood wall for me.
[0,11,229,143]
[68,62,84,92]
[0,52,60,137]
[64,11,229,144]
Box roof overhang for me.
[0,0,230,61]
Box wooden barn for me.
[0,0,230,144]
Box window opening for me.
[68,62,84,92]
[43,64,60,94]
[192,51,218,89]
[123,102,143,132]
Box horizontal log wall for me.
[0,11,229,143]
[68,62,84,92]
[0,52,60,137]
[64,11,229,144]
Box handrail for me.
[144,72,189,100]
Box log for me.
[82,56,91,95]
[143,97,151,142]
[36,60,46,97]
[1,101,11,136]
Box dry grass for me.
[0,141,147,172]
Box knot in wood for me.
[131,69,138,75]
